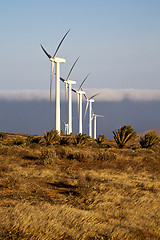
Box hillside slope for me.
[0,133,160,239]
[138,126,160,137]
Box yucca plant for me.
[73,133,89,146]
[59,136,70,145]
[113,125,136,148]
[95,134,105,145]
[140,131,159,148]
[44,129,59,145]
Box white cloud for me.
[0,88,160,102]
[0,90,50,101]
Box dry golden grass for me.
[0,133,160,239]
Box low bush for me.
[140,131,159,148]
[14,139,24,145]
[40,149,58,165]
[0,132,6,139]
[27,136,41,144]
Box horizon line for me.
[0,88,160,102]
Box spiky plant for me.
[59,136,70,146]
[95,134,105,145]
[140,131,159,148]
[73,133,89,146]
[113,125,136,148]
[44,129,59,146]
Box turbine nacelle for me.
[53,57,66,63]
[64,80,76,85]
[92,114,104,118]
[87,98,94,103]
[76,90,85,95]
[49,57,55,62]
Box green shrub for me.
[113,125,136,148]
[140,131,159,148]
[31,137,41,144]
[14,138,24,145]
[27,136,41,144]
[0,132,6,139]
[27,136,34,143]
[73,133,89,146]
[44,129,59,145]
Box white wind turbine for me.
[41,29,70,133]
[72,73,90,134]
[61,120,69,135]
[92,111,104,139]
[84,92,100,137]
[60,57,79,134]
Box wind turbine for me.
[60,57,79,134]
[41,29,70,133]
[61,120,69,135]
[84,92,100,137]
[72,73,90,134]
[92,112,104,139]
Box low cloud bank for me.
[0,89,160,102]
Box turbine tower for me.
[84,93,100,137]
[72,73,90,134]
[92,112,104,139]
[61,120,69,135]
[41,29,70,133]
[60,57,79,134]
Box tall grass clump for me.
[113,125,136,148]
[140,131,159,148]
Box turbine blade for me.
[66,57,79,81]
[89,92,101,100]
[71,88,77,93]
[40,44,52,59]
[60,77,65,82]
[84,101,89,120]
[61,119,66,125]
[83,93,88,100]
[53,29,71,58]
[50,62,54,101]
[96,115,104,118]
[78,72,91,90]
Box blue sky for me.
[0,0,160,91]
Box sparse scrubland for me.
[0,130,160,239]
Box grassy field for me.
[0,133,160,239]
